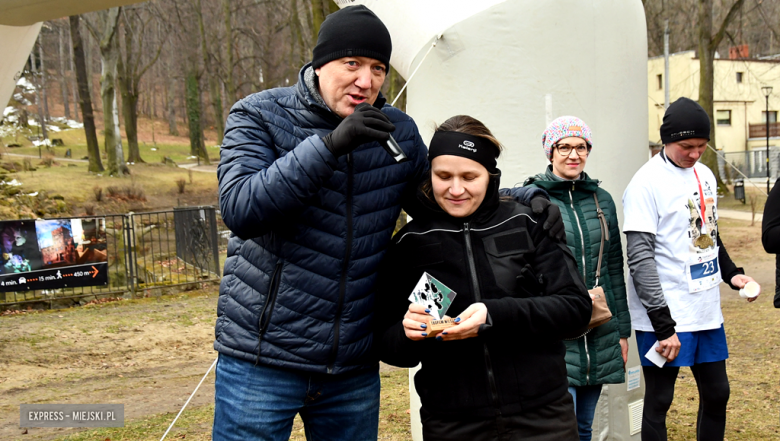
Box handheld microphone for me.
[384,135,409,163]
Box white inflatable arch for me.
[339,1,648,439]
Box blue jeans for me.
[212,354,380,441]
[568,385,603,441]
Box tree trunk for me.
[39,42,50,124]
[196,0,224,146]
[19,108,29,128]
[386,66,406,111]
[59,26,71,120]
[70,15,102,172]
[697,5,721,191]
[223,0,236,106]
[93,7,129,176]
[151,73,157,118]
[118,56,143,163]
[167,73,179,136]
[84,29,93,105]
[290,0,307,67]
[185,70,210,164]
[30,46,48,140]
[117,23,141,164]
[68,23,80,122]
[697,0,745,195]
[310,0,325,46]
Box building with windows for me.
[648,50,780,181]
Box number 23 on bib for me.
[686,246,722,293]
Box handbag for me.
[588,193,613,329]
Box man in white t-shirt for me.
[622,97,759,441]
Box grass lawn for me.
[719,182,770,214]
[2,118,219,166]
[0,161,218,215]
[0,126,219,215]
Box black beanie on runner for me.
[312,5,392,70]
[660,97,711,144]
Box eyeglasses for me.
[554,143,590,157]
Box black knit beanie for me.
[660,97,711,144]
[311,5,392,70]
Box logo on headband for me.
[459,140,477,153]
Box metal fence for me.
[719,147,780,181]
[0,206,226,309]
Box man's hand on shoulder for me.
[322,103,396,157]
[531,196,565,242]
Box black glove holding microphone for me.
[323,102,396,157]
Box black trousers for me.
[420,392,578,441]
[642,360,730,441]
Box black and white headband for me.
[428,131,498,172]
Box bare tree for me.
[68,25,80,122]
[84,7,130,176]
[195,0,224,145]
[69,15,103,172]
[117,4,165,163]
[222,0,237,105]
[29,42,48,141]
[58,24,71,120]
[697,0,746,193]
[309,0,338,46]
[168,0,210,163]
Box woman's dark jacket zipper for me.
[463,222,501,415]
[567,183,592,385]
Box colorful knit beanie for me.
[542,116,593,160]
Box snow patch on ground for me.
[15,77,35,92]
[32,139,52,147]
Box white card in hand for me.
[645,341,667,368]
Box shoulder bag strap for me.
[593,193,609,288]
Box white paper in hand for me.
[645,341,667,368]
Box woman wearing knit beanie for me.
[524,116,631,441]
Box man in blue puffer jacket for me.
[213,5,557,440]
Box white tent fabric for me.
[0,0,144,26]
[335,0,506,80]
[0,23,43,122]
[341,1,648,440]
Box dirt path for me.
[0,290,220,440]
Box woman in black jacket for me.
[763,178,780,306]
[374,115,592,440]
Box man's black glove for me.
[322,102,396,157]
[531,196,565,242]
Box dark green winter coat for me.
[525,166,630,386]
